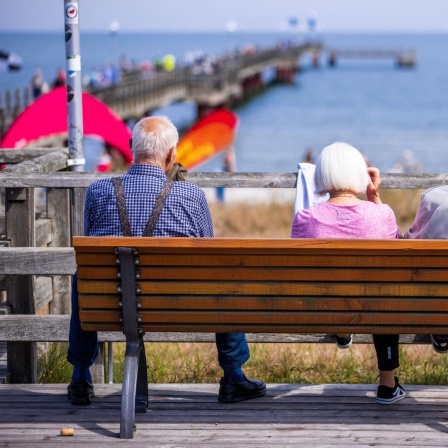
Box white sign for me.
[65,3,79,24]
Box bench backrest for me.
[73,237,448,335]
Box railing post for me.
[47,188,71,314]
[5,187,37,383]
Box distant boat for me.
[110,19,120,35]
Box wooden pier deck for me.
[1,383,448,447]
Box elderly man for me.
[67,116,266,405]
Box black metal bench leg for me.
[117,247,148,439]
[135,337,149,413]
[120,340,140,439]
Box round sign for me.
[66,5,78,20]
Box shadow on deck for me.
[1,383,448,447]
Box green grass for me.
[38,341,448,386]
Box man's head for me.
[130,116,179,171]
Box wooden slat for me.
[75,253,448,268]
[73,236,448,254]
[77,279,448,297]
[78,295,448,312]
[0,147,66,164]
[80,310,448,326]
[0,315,433,343]
[1,171,448,189]
[81,322,448,335]
[3,149,69,173]
[75,265,448,282]
[0,248,75,275]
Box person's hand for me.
[366,167,382,204]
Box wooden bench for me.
[73,236,448,439]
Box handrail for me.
[0,171,446,189]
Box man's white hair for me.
[314,142,370,195]
[131,116,178,164]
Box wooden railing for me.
[0,147,447,384]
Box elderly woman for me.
[291,142,404,405]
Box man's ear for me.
[128,138,133,149]
[168,147,176,163]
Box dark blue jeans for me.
[67,274,250,371]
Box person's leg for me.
[67,274,98,404]
[215,332,250,378]
[373,334,405,404]
[215,333,266,403]
[373,334,400,385]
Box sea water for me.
[1,31,447,173]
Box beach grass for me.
[38,341,448,386]
[38,188,440,385]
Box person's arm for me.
[366,167,382,204]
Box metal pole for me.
[64,1,85,172]
[108,341,114,384]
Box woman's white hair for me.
[131,116,178,164]
[314,142,370,195]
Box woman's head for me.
[314,142,370,195]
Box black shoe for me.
[431,335,448,354]
[335,334,353,349]
[376,376,405,405]
[67,380,95,405]
[218,375,267,403]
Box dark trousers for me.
[373,334,400,371]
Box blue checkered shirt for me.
[84,164,214,237]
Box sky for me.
[1,0,448,33]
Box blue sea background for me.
[0,31,447,173]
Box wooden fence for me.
[0,148,447,384]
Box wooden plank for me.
[5,187,37,383]
[82,322,448,334]
[76,265,448,282]
[3,150,69,173]
[0,148,66,164]
[0,171,447,189]
[33,276,53,312]
[72,236,448,253]
[0,248,75,275]
[35,219,51,247]
[75,252,448,268]
[80,309,448,326]
[77,279,448,297]
[0,315,432,343]
[77,295,448,312]
[71,187,86,237]
[47,187,71,314]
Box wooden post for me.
[47,188,71,314]
[5,187,37,383]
